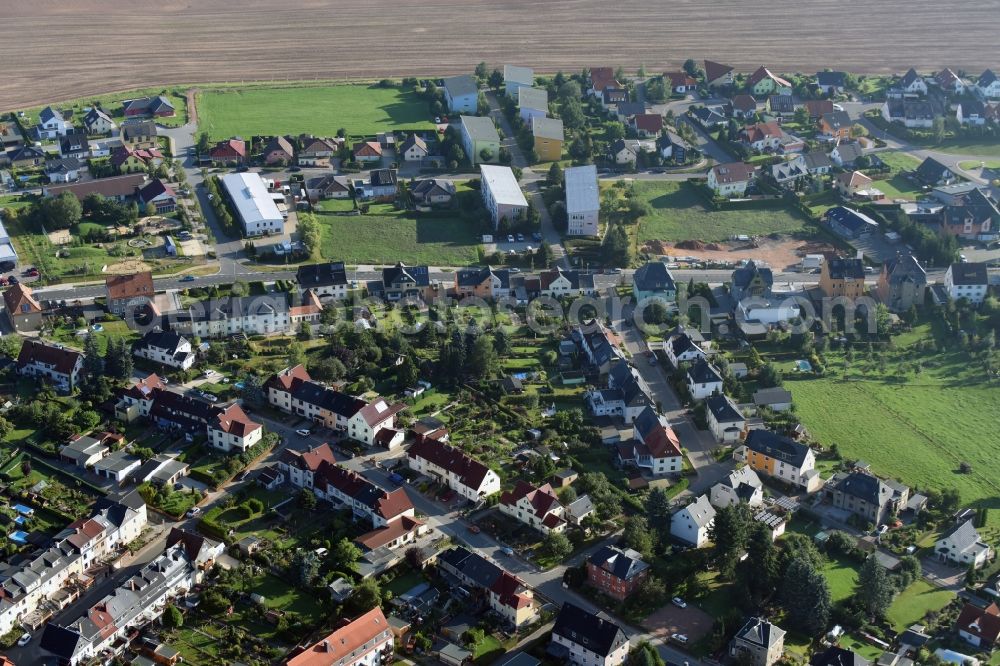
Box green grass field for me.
[821,555,860,603]
[959,160,1000,170]
[635,182,810,243]
[198,84,433,139]
[317,211,480,265]
[886,579,955,630]
[875,151,922,172]
[781,322,1000,530]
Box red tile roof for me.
[213,403,262,437]
[356,398,406,427]
[353,141,383,157]
[281,442,336,473]
[3,282,42,315]
[266,364,312,393]
[287,607,391,666]
[106,271,154,301]
[500,480,561,519]
[664,72,698,88]
[748,66,792,89]
[408,439,493,492]
[632,114,664,133]
[354,514,423,550]
[209,138,246,158]
[123,373,165,400]
[741,121,783,143]
[956,602,1000,645]
[590,67,621,92]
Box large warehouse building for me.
[221,172,284,237]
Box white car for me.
[672,596,687,608]
[296,428,312,437]
[671,634,689,645]
[507,234,515,244]
[17,632,31,647]
[186,507,201,518]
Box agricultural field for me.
[775,321,1000,530]
[316,207,481,265]
[4,1,1000,111]
[634,181,811,243]
[198,84,433,139]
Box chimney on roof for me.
[856,250,863,260]
[323,640,331,652]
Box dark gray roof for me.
[835,471,891,506]
[821,110,852,130]
[439,546,503,589]
[735,617,785,649]
[297,261,347,289]
[803,152,833,170]
[609,362,653,408]
[687,358,723,385]
[826,207,879,235]
[383,263,429,288]
[811,646,871,666]
[816,71,847,88]
[135,329,188,354]
[732,261,773,290]
[826,256,866,280]
[752,387,793,406]
[369,168,398,187]
[706,394,743,423]
[443,75,479,99]
[979,69,998,87]
[883,253,926,286]
[456,266,509,289]
[588,545,648,581]
[948,262,988,286]
[46,156,83,174]
[901,68,921,87]
[745,430,808,466]
[552,603,628,657]
[915,157,952,184]
[633,261,676,293]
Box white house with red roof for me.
[617,407,683,475]
[137,179,176,214]
[499,480,567,533]
[589,67,623,97]
[408,439,501,501]
[708,162,756,196]
[286,606,393,666]
[277,442,336,491]
[208,403,263,453]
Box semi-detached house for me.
[407,439,500,501]
[265,365,404,447]
[170,294,291,338]
[617,406,683,476]
[287,606,393,666]
[499,480,566,533]
[438,547,539,628]
[16,339,84,392]
[550,602,629,666]
[737,429,822,492]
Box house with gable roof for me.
[936,519,993,568]
[705,394,746,444]
[36,106,72,139]
[671,494,716,547]
[208,138,246,165]
[710,466,763,509]
[586,361,654,422]
[955,602,1000,649]
[935,68,968,95]
[286,606,393,666]
[747,67,792,96]
[977,69,1000,99]
[3,282,44,332]
[828,471,903,525]
[82,107,116,135]
[617,406,683,475]
[704,60,734,88]
[586,545,650,600]
[632,261,676,303]
[898,68,928,95]
[122,96,176,118]
[454,265,510,299]
[17,339,84,392]
[664,330,707,369]
[877,253,926,311]
[408,439,500,501]
[499,480,566,533]
[816,71,847,95]
[686,358,724,400]
[708,162,756,196]
[550,602,629,666]
[208,403,263,453]
[738,430,821,491]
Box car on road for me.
[17,632,31,647]
[532,232,542,242]
[507,234,515,244]
[234,471,248,482]
[516,233,525,242]
[186,507,201,518]
[201,392,218,403]
[672,596,687,608]
[500,546,514,556]
[509,267,521,273]
[670,634,688,645]
[207,193,214,201]
[296,428,312,437]
[180,275,196,282]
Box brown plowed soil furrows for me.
[2,0,999,110]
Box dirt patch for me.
[47,229,71,246]
[2,1,999,110]
[644,603,714,644]
[643,237,839,271]
[105,259,153,274]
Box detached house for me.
[632,260,677,303]
[710,466,763,509]
[738,429,821,492]
[708,162,755,196]
[209,403,263,453]
[262,136,294,165]
[955,602,1000,650]
[36,106,72,139]
[630,113,663,138]
[442,74,480,113]
[747,66,792,96]
[816,71,847,95]
[686,358,724,400]
[133,330,195,370]
[353,141,383,163]
[881,99,935,128]
[82,107,116,135]
[617,406,683,475]
[3,282,44,332]
[898,68,928,95]
[412,177,456,205]
[935,68,968,95]
[454,266,510,299]
[945,262,989,304]
[296,261,348,299]
[586,361,653,422]
[398,134,428,162]
[499,481,566,533]
[664,330,706,368]
[731,261,773,301]
[408,438,501,501]
[739,121,785,151]
[588,67,623,98]
[122,95,175,118]
[375,262,432,302]
[705,394,746,444]
[586,546,650,600]
[819,256,866,298]
[935,520,992,569]
[305,174,351,200]
[120,120,157,150]
[704,60,734,88]
[671,494,716,547]
[828,471,898,525]
[977,69,1000,99]
[297,136,339,167]
[876,253,926,312]
[731,617,786,666]
[208,139,246,165]
[665,71,699,93]
[17,340,84,392]
[550,603,629,666]
[105,271,154,315]
[826,205,879,238]
[818,111,852,140]
[941,188,998,241]
[731,94,758,119]
[915,157,957,186]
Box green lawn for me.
[924,139,1000,158]
[959,160,1000,170]
[635,181,810,243]
[198,84,433,139]
[314,197,357,213]
[49,320,135,354]
[781,322,1000,532]
[471,635,504,662]
[886,579,955,631]
[317,211,480,265]
[871,174,922,200]
[875,151,922,172]
[821,556,860,603]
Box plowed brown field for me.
[2,0,999,110]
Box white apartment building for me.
[565,165,600,236]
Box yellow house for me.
[740,430,822,492]
[531,116,564,162]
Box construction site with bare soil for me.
[3,0,1000,110]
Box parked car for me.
[532,232,542,242]
[516,233,525,242]
[500,547,514,556]
[179,275,196,282]
[296,428,312,437]
[507,234,515,244]
[672,596,687,608]
[17,633,31,647]
[186,507,201,518]
[671,634,689,645]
